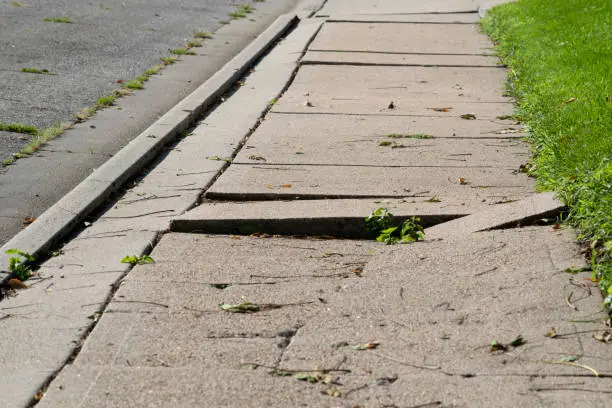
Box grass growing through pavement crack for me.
[42,17,72,23]
[482,0,612,311]
[20,67,55,75]
[229,4,255,19]
[5,249,35,282]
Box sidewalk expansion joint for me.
[326,20,478,25]
[307,49,495,57]
[301,61,505,68]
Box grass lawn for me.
[481,0,611,310]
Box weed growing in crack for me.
[365,207,424,244]
[5,249,35,281]
[121,255,155,266]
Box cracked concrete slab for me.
[309,22,494,55]
[425,192,567,239]
[206,163,535,202]
[302,51,502,67]
[272,65,512,116]
[234,114,528,168]
[245,112,525,139]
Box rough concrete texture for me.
[425,192,567,239]
[302,51,502,67]
[309,22,494,55]
[38,230,611,407]
[206,163,535,201]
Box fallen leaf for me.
[295,373,322,383]
[563,97,577,104]
[510,335,526,347]
[23,216,35,227]
[496,128,521,134]
[593,331,612,343]
[352,341,380,350]
[459,177,468,185]
[545,327,558,338]
[460,113,476,120]
[489,340,507,352]
[219,301,260,313]
[388,101,395,109]
[7,278,28,290]
[428,107,452,112]
[324,387,343,397]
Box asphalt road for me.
[0,0,299,247]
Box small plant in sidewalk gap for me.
[5,249,35,281]
[121,254,155,266]
[365,207,424,245]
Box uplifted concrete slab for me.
[206,163,535,201]
[171,197,494,236]
[425,192,566,239]
[309,22,493,55]
[327,12,480,23]
[318,0,482,15]
[302,51,502,67]
[234,115,528,167]
[272,65,511,116]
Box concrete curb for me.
[0,13,299,282]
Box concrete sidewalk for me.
[2,0,610,406]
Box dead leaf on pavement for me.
[219,301,260,313]
[458,177,468,185]
[428,107,452,112]
[23,217,35,227]
[7,279,28,290]
[545,327,558,338]
[460,113,476,120]
[593,331,611,343]
[388,101,395,109]
[489,340,507,353]
[352,341,380,350]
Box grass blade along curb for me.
[0,14,299,282]
[481,0,611,309]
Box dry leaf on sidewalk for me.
[352,341,380,350]
[428,107,452,112]
[460,113,477,120]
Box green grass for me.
[194,31,213,39]
[229,4,255,19]
[170,48,196,55]
[123,79,144,90]
[161,56,177,65]
[96,94,116,107]
[185,39,202,48]
[0,123,38,135]
[43,17,72,23]
[20,67,54,75]
[481,0,612,309]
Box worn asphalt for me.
[1,0,610,407]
